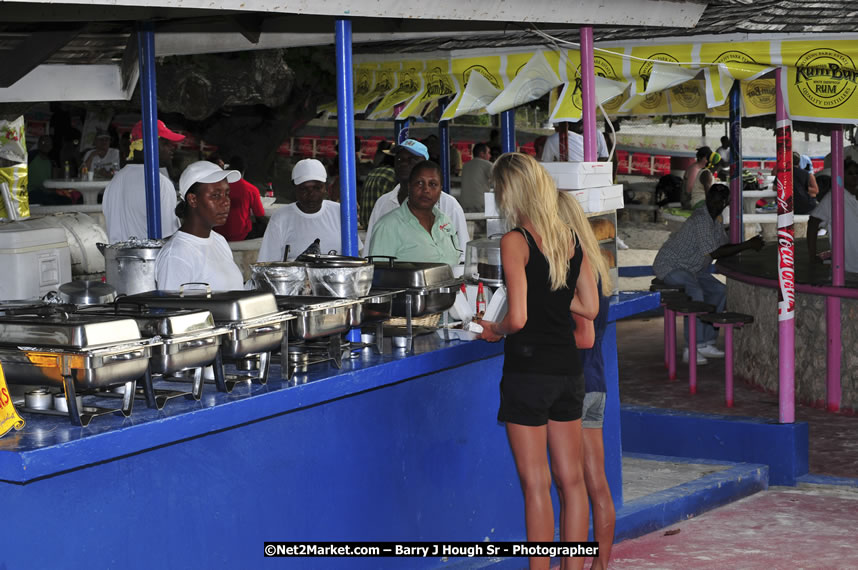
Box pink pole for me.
[827,126,845,411]
[580,26,597,162]
[667,309,677,380]
[688,314,698,395]
[724,325,734,407]
[775,68,795,424]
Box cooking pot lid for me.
[59,280,117,300]
[297,253,369,267]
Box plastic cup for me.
[86,171,95,181]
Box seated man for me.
[367,160,460,267]
[82,130,120,178]
[102,120,185,242]
[364,139,469,260]
[808,158,858,273]
[257,158,361,261]
[653,184,763,364]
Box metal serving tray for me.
[0,313,143,349]
[275,296,358,340]
[123,289,280,322]
[369,259,456,290]
[219,311,292,358]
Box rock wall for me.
[728,278,858,411]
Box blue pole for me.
[439,119,450,194]
[728,80,743,244]
[335,19,360,344]
[394,119,409,144]
[137,22,162,239]
[500,110,515,153]
[335,19,359,259]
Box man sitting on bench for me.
[653,184,764,364]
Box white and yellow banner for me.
[781,40,858,123]
[486,50,563,115]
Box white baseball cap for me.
[179,161,241,198]
[292,158,328,186]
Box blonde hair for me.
[491,152,574,291]
[557,192,613,296]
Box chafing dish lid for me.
[275,295,360,311]
[370,261,455,289]
[75,305,216,336]
[297,253,370,267]
[0,314,142,349]
[122,290,279,322]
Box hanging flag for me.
[486,50,563,115]
[781,39,858,123]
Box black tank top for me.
[503,227,583,376]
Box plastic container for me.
[540,161,613,190]
[0,223,71,299]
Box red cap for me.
[130,120,185,142]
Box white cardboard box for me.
[540,161,613,190]
[563,185,624,214]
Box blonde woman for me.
[478,153,599,570]
[562,195,616,570]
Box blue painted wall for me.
[620,405,809,486]
[2,356,528,569]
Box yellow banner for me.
[487,50,562,114]
[594,48,631,115]
[370,60,423,120]
[782,40,858,122]
[352,64,381,113]
[670,79,709,115]
[396,59,457,119]
[0,363,25,438]
[548,49,583,122]
[701,42,773,107]
[0,164,29,220]
[629,45,694,96]
[706,99,730,119]
[743,78,777,117]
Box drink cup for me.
[86,171,95,181]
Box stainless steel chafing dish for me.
[274,296,361,340]
[0,308,157,426]
[369,258,463,317]
[74,304,227,376]
[121,288,292,359]
[251,254,374,299]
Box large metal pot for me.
[250,262,310,296]
[298,253,374,298]
[97,241,163,295]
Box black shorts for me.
[497,371,585,426]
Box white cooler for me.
[540,161,614,190]
[0,223,71,300]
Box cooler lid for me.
[0,222,67,250]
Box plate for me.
[261,197,277,208]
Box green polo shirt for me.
[367,199,461,267]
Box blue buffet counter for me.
[0,291,658,569]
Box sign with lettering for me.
[0,363,25,438]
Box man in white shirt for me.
[101,119,185,243]
[82,130,120,178]
[541,121,608,162]
[257,158,361,261]
[364,138,469,259]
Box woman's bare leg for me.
[506,422,553,570]
[582,427,615,570]
[547,418,588,570]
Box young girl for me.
[478,153,599,570]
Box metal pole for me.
[394,116,410,144]
[729,80,743,243]
[335,19,358,258]
[500,110,515,154]
[580,26,597,162]
[137,22,162,239]
[439,119,451,193]
[335,19,360,345]
[827,125,844,411]
[775,68,795,424]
